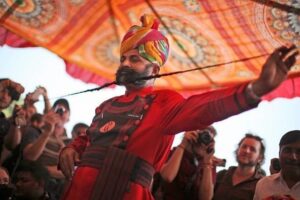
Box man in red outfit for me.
[59,14,298,200]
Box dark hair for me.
[14,160,49,183]
[53,98,70,111]
[235,133,266,166]
[0,79,21,101]
[72,123,89,133]
[279,130,300,147]
[30,113,43,124]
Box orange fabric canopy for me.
[0,0,299,93]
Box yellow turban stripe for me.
[120,14,169,67]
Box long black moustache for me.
[115,67,148,86]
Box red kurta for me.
[62,84,256,200]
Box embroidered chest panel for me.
[87,94,155,148]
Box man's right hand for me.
[42,111,60,134]
[59,147,80,180]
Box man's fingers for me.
[275,45,297,59]
[274,46,289,59]
[284,50,299,69]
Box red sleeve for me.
[161,83,259,134]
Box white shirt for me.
[253,173,300,200]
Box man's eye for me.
[120,56,125,63]
[130,56,140,62]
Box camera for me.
[197,130,213,145]
[54,106,66,116]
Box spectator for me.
[21,98,70,199]
[0,79,24,111]
[0,79,25,156]
[157,126,222,200]
[0,166,14,200]
[254,130,300,200]
[12,160,55,200]
[2,113,45,175]
[71,122,88,139]
[213,133,266,200]
[0,166,10,185]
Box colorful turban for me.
[120,14,169,67]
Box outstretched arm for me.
[162,45,299,134]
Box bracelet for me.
[246,82,261,101]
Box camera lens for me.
[55,108,64,116]
[197,131,212,145]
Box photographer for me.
[157,126,224,200]
[21,98,70,199]
[0,79,25,156]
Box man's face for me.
[54,104,70,125]
[32,119,45,129]
[0,88,12,110]
[116,49,158,88]
[72,126,88,139]
[279,140,300,177]
[236,138,262,167]
[14,171,43,199]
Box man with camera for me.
[0,78,25,158]
[156,126,223,200]
[213,133,266,200]
[254,130,300,200]
[21,98,70,199]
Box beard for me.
[237,155,259,167]
[115,65,153,87]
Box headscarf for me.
[120,14,169,67]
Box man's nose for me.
[289,151,298,160]
[244,147,251,153]
[121,58,131,68]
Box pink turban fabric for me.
[120,14,169,67]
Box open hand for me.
[253,45,299,96]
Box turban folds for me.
[120,14,169,67]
